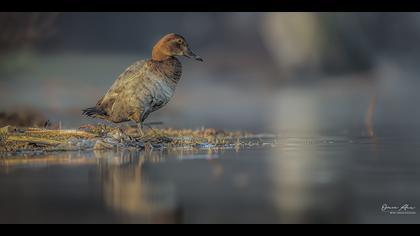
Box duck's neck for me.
[150,57,182,83]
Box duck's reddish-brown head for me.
[152,33,203,62]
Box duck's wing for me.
[96,60,147,113]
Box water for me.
[1,133,420,224]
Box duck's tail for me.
[82,107,107,119]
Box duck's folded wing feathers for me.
[96,60,147,111]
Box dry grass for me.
[0,127,8,143]
[25,128,95,139]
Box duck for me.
[82,33,203,135]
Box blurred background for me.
[1,13,420,224]
[1,12,420,135]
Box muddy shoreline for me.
[0,125,277,156]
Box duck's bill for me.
[184,49,203,62]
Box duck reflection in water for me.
[95,150,183,223]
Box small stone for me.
[107,128,131,143]
[196,142,214,149]
[67,137,79,145]
[124,140,145,149]
[94,140,115,150]
[150,143,164,149]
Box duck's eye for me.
[177,39,183,44]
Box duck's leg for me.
[130,110,145,137]
[137,122,145,137]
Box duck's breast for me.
[148,71,176,112]
[130,69,175,113]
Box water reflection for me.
[1,134,420,223]
[96,150,179,223]
[0,148,224,223]
[269,146,352,223]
